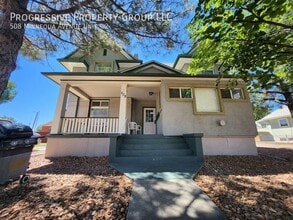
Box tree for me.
[0,0,193,95]
[0,81,17,104]
[249,92,272,120]
[188,0,293,117]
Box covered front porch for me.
[50,80,161,136]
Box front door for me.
[143,108,156,134]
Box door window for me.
[145,109,154,122]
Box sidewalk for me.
[127,179,226,219]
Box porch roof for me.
[42,72,222,86]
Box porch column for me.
[51,82,69,134]
[118,83,128,134]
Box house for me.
[43,47,258,158]
[256,106,293,142]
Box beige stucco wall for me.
[77,99,90,117]
[202,136,258,155]
[160,80,257,155]
[46,136,110,157]
[160,80,257,136]
[132,99,156,128]
[64,93,78,117]
[65,97,132,120]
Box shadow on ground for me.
[27,156,123,177]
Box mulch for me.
[0,145,292,219]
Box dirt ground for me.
[0,142,292,219]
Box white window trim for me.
[90,100,109,117]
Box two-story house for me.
[43,47,258,160]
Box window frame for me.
[193,87,223,114]
[95,62,112,72]
[168,87,193,100]
[90,100,110,118]
[220,88,245,100]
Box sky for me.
[0,44,189,130]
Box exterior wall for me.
[202,137,257,155]
[65,93,78,117]
[76,99,90,117]
[160,80,258,155]
[65,96,132,119]
[86,49,127,72]
[156,92,163,134]
[72,67,87,72]
[131,99,156,128]
[46,136,110,157]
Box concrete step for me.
[120,143,189,150]
[111,156,202,174]
[119,135,186,145]
[112,155,200,163]
[119,149,194,157]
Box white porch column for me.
[51,82,69,134]
[118,83,128,134]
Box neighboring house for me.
[43,47,258,157]
[256,106,293,142]
[38,121,52,143]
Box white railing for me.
[61,117,119,134]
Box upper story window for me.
[90,100,109,117]
[220,88,244,99]
[95,63,112,72]
[169,87,192,99]
[103,49,107,56]
[279,118,289,127]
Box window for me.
[95,63,112,72]
[103,49,107,56]
[220,88,244,99]
[90,100,109,117]
[279,118,289,127]
[169,88,192,99]
[194,88,221,113]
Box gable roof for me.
[257,106,291,122]
[60,47,136,61]
[121,61,185,76]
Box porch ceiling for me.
[69,82,160,100]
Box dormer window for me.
[95,62,112,72]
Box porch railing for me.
[61,117,119,134]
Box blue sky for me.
[0,44,189,130]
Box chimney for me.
[134,54,138,59]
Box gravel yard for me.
[0,143,292,219]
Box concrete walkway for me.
[127,179,226,219]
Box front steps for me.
[109,134,203,179]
